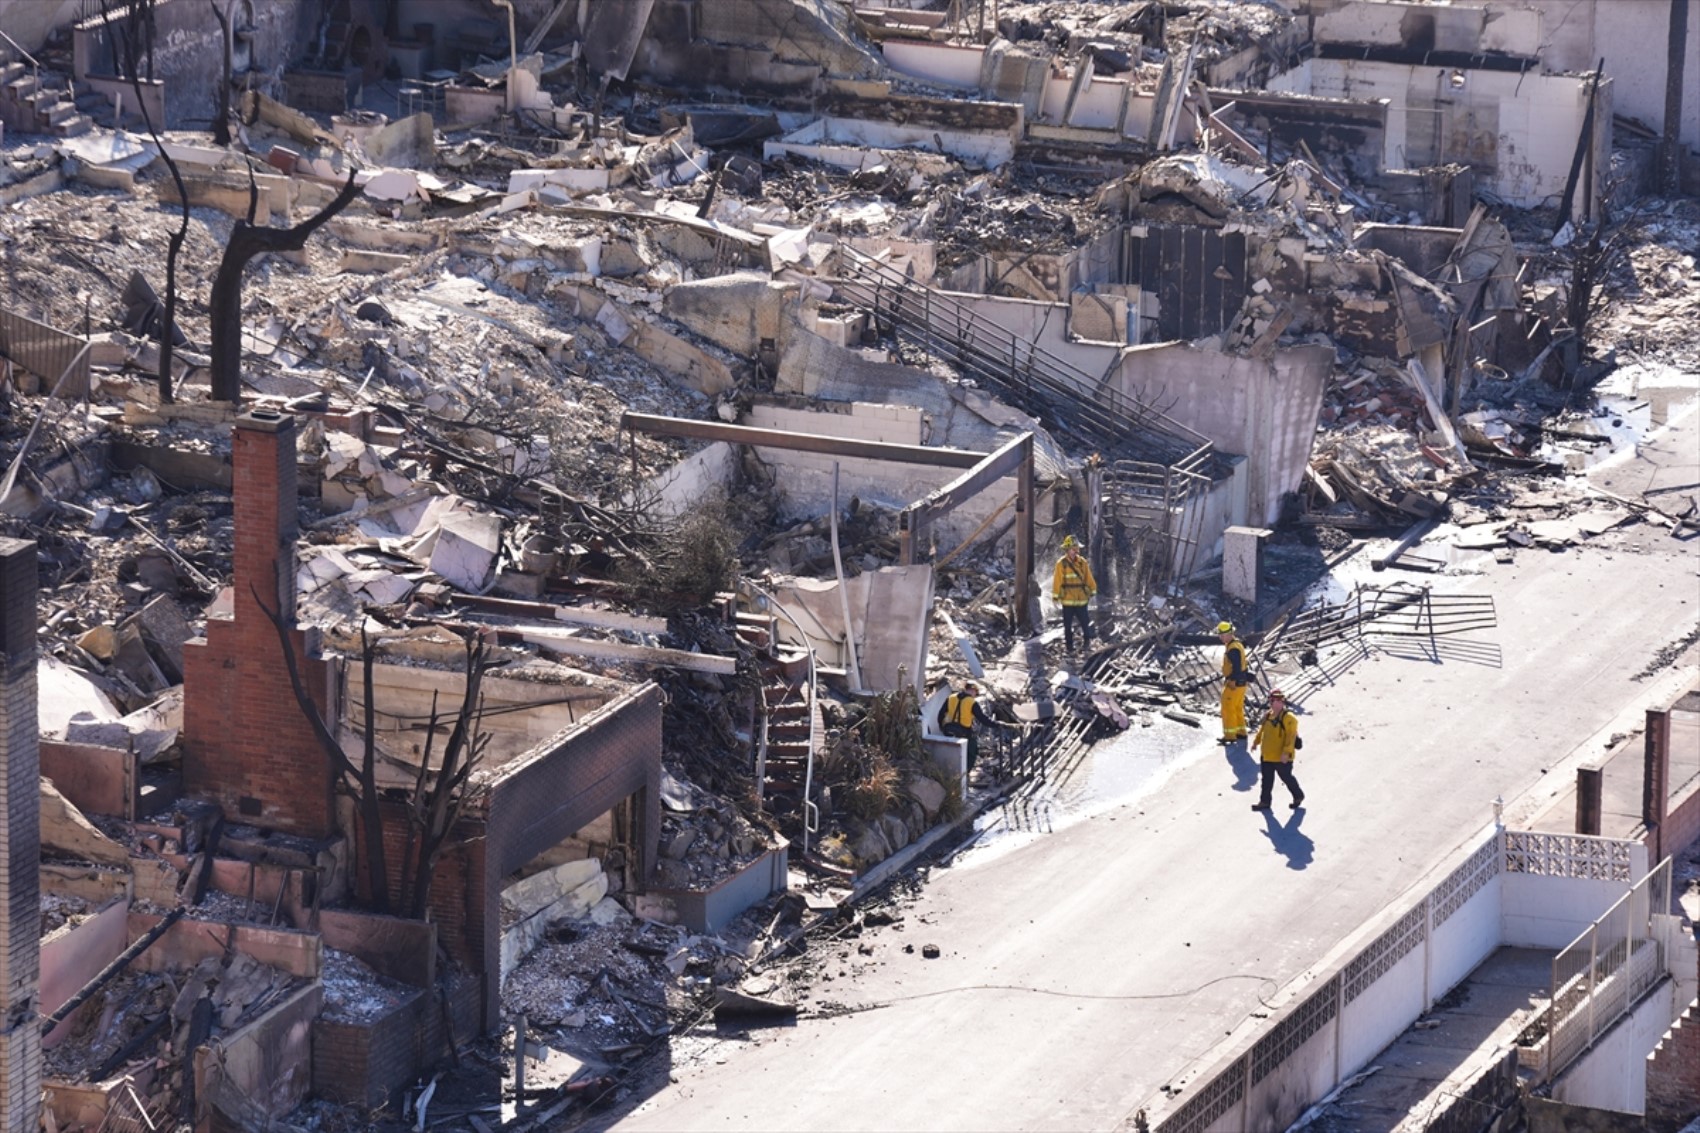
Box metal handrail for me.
[0,28,43,72]
[1544,856,1672,1080]
[835,245,1214,465]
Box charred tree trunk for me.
[208,171,360,402]
[400,634,491,921]
[255,589,391,913]
[209,0,232,147]
[1663,0,1689,195]
[103,0,187,404]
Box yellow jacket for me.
[1254,710,1299,764]
[1052,554,1096,606]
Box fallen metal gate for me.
[1259,583,1498,663]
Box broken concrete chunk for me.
[76,624,117,661]
[906,775,947,819]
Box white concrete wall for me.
[1523,0,1700,150]
[929,288,1123,382]
[882,39,983,89]
[1269,57,1608,217]
[747,402,1017,549]
[1158,831,1681,1133]
[1552,980,1677,1113]
[644,441,737,518]
[1113,342,1332,531]
[1430,873,1505,1009]
[1340,944,1427,1077]
[1501,871,1641,948]
[0,0,80,53]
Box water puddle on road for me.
[951,718,1217,868]
[1538,361,1700,472]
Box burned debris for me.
[0,0,1693,1129]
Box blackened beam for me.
[903,433,1034,529]
[621,413,987,468]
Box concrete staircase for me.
[0,59,94,138]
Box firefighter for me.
[1051,535,1097,653]
[1217,620,1251,745]
[1251,688,1304,812]
[938,680,1000,771]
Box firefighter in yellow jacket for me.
[1250,689,1304,811]
[1051,535,1097,653]
[1217,621,1251,744]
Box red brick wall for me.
[181,411,337,837]
[311,971,481,1109]
[1646,998,1700,1133]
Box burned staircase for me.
[734,606,820,844]
[834,244,1211,464]
[834,245,1217,587]
[0,57,93,138]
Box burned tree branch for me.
[209,170,362,402]
[252,585,391,912]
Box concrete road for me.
[600,521,1698,1133]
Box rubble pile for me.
[43,955,304,1106]
[0,0,1692,1127]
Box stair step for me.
[8,76,38,98]
[43,101,76,126]
[54,114,92,137]
[0,63,25,84]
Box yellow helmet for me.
[1216,621,1235,634]
[1062,535,1079,548]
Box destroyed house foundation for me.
[178,409,664,1032]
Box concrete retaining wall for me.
[1552,979,1678,1114]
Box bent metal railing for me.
[1543,856,1672,1080]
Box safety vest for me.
[942,693,976,729]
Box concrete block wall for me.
[746,402,1019,549]
[0,538,40,1133]
[182,411,338,837]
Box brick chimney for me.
[0,538,41,1132]
[182,411,336,836]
